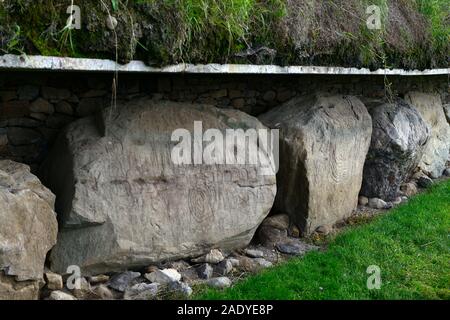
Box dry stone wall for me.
[0,72,448,171]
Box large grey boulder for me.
[405,92,450,178]
[360,99,430,201]
[259,94,372,235]
[444,104,450,124]
[41,99,276,275]
[0,160,58,300]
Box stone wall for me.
[0,71,448,171]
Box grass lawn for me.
[196,180,450,300]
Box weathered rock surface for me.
[405,92,450,178]
[360,99,430,200]
[48,290,77,301]
[107,271,141,293]
[206,277,232,289]
[260,94,372,235]
[444,104,450,124]
[41,99,276,275]
[257,214,289,247]
[0,160,58,300]
[145,269,181,284]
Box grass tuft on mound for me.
[0,0,448,69]
[196,180,450,300]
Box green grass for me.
[196,180,450,300]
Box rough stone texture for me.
[400,182,418,197]
[0,272,42,300]
[444,104,450,124]
[405,92,450,178]
[360,99,430,200]
[44,272,63,290]
[42,99,276,275]
[191,249,225,264]
[257,214,290,247]
[145,269,181,284]
[124,283,159,300]
[197,264,213,280]
[0,160,58,300]
[206,277,232,289]
[368,198,389,209]
[260,94,372,235]
[48,290,77,300]
[107,272,141,293]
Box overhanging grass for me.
[196,180,450,300]
[0,1,448,68]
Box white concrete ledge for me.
[0,54,448,76]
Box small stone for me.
[277,89,293,102]
[358,196,369,206]
[45,272,63,290]
[235,256,259,273]
[145,268,181,284]
[417,176,433,189]
[168,281,192,297]
[288,224,300,238]
[315,225,332,235]
[71,277,91,299]
[30,113,48,121]
[108,271,141,292]
[211,89,227,98]
[206,277,232,289]
[368,198,389,209]
[228,258,240,267]
[124,283,159,300]
[400,182,418,197]
[49,290,77,300]
[92,284,114,300]
[444,168,450,177]
[253,258,273,268]
[88,274,110,284]
[145,265,159,274]
[30,98,54,114]
[0,100,30,119]
[261,214,290,230]
[80,90,108,98]
[276,240,319,256]
[263,90,276,102]
[231,98,245,109]
[77,97,104,116]
[197,264,213,280]
[164,260,191,272]
[228,90,242,99]
[55,101,73,115]
[7,127,42,145]
[180,268,199,283]
[0,90,17,102]
[191,249,224,264]
[18,85,39,100]
[5,118,42,127]
[392,197,402,205]
[244,249,264,258]
[42,87,71,101]
[258,225,287,247]
[106,16,118,30]
[215,259,233,276]
[45,114,74,129]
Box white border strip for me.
[0,54,448,76]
